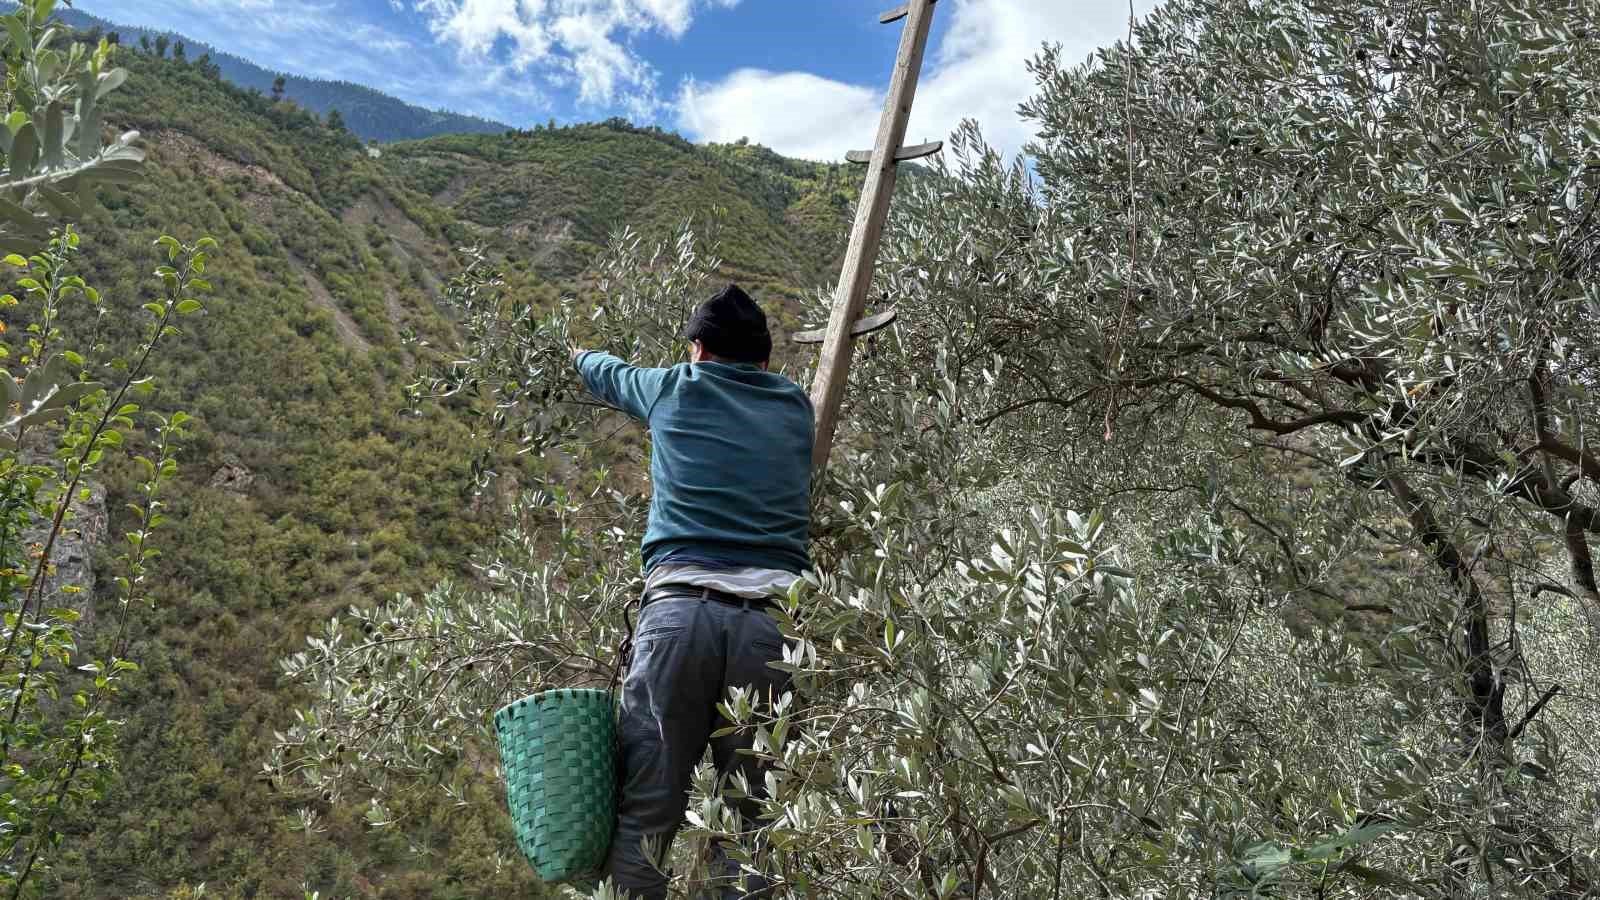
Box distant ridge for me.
[29,4,513,143]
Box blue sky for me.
[76,0,1156,160]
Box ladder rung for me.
[792,308,898,344]
[879,0,937,24]
[845,141,944,165]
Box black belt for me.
[641,584,776,612]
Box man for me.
[569,284,812,898]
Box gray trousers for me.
[602,591,790,899]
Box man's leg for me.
[706,603,792,899]
[604,597,724,899]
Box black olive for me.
[1304,231,1316,243]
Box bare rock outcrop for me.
[209,456,255,497]
[20,481,108,624]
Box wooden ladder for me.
[795,0,941,474]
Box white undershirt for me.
[644,563,798,599]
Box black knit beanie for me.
[680,284,772,363]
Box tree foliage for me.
[0,5,221,892]
[0,0,145,255]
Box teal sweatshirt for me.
[574,352,813,574]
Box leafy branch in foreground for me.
[0,0,144,255]
[0,233,215,896]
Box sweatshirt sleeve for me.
[574,351,671,422]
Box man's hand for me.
[570,347,586,366]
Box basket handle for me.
[608,601,635,698]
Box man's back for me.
[573,353,813,573]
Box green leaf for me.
[7,122,37,181]
[36,185,79,219]
[76,70,100,161]
[40,101,63,170]
[94,67,128,101]
[175,298,203,314]
[1,18,28,63]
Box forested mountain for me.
[20,4,511,142]
[0,28,855,899]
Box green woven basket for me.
[494,687,617,885]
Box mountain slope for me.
[382,122,860,311]
[28,38,854,900]
[39,4,511,142]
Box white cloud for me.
[678,70,880,162]
[405,0,739,111]
[673,0,1160,161]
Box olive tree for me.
[821,0,1600,893]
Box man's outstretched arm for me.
[570,348,670,422]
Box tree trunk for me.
[1382,473,1507,750]
[1562,513,1600,650]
